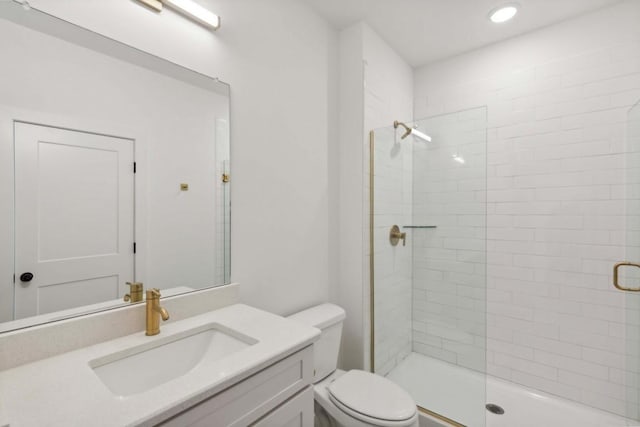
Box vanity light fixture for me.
[136,0,220,30]
[137,0,163,12]
[489,4,519,23]
[165,0,220,30]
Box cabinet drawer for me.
[159,345,313,427]
[251,386,314,427]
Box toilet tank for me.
[288,303,346,382]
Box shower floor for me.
[386,352,635,427]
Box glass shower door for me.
[623,99,640,421]
[370,107,487,427]
[370,125,414,377]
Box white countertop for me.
[0,304,320,427]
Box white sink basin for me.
[89,323,257,397]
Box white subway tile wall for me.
[411,108,487,373]
[412,1,640,416]
[372,126,413,376]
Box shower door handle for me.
[613,262,640,292]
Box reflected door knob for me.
[20,272,34,282]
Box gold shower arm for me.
[393,120,413,139]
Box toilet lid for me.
[327,370,416,423]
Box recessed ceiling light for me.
[489,4,519,23]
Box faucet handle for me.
[127,281,143,291]
[146,288,161,300]
[389,225,408,247]
[124,281,144,302]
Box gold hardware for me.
[180,183,189,191]
[124,282,144,303]
[222,173,230,183]
[394,120,413,139]
[613,262,640,292]
[389,225,407,247]
[136,0,163,12]
[417,406,466,427]
[146,288,170,336]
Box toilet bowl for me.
[288,304,419,427]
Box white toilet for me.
[289,304,419,427]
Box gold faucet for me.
[145,288,169,336]
[124,282,144,303]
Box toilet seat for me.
[327,370,417,426]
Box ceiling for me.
[299,0,624,67]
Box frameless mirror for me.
[0,2,231,332]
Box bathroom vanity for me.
[0,4,312,426]
[0,296,319,426]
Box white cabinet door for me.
[251,387,314,427]
[14,123,134,318]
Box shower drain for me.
[485,403,505,415]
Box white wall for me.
[25,0,339,315]
[337,22,413,370]
[414,0,640,415]
[337,23,365,370]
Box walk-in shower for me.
[371,108,488,426]
[369,101,640,426]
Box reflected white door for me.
[14,123,134,319]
